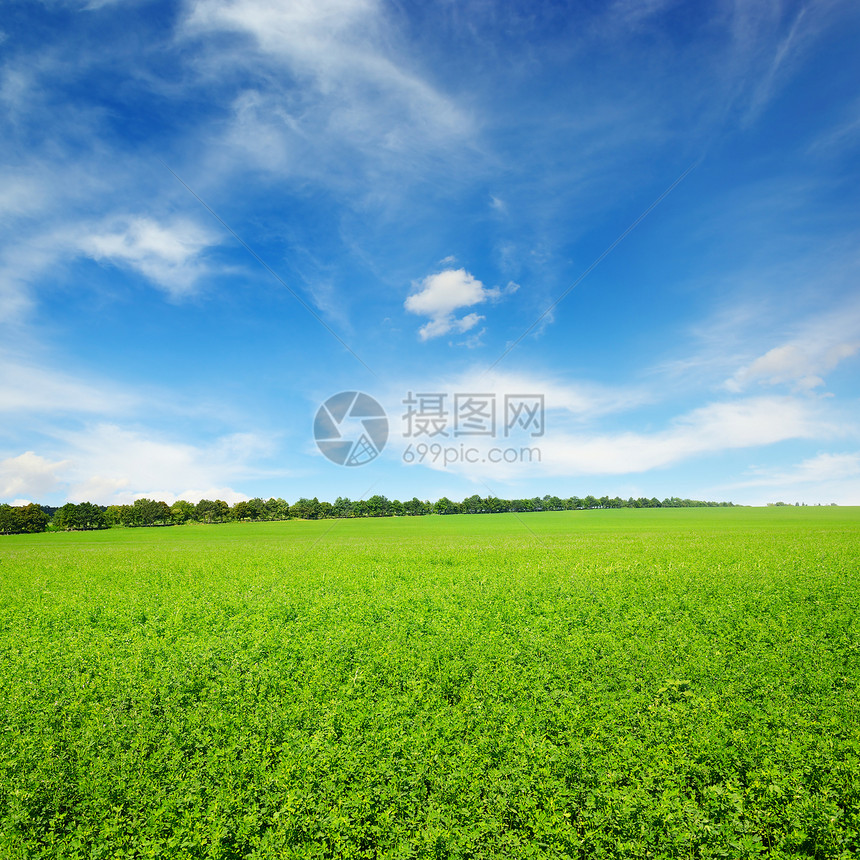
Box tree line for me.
[0,494,736,534]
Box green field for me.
[1,508,859,858]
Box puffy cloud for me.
[57,424,271,505]
[404,268,517,341]
[1,424,275,506]
[0,451,68,501]
[0,354,278,505]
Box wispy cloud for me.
[727,341,860,393]
[0,354,140,416]
[80,216,219,298]
[538,395,834,475]
[807,96,860,156]
[1,0,857,507]
[725,302,860,392]
[732,450,860,488]
[388,391,837,481]
[182,0,474,184]
[719,450,860,505]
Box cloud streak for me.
[539,396,832,476]
[81,216,219,297]
[182,0,474,184]
[725,301,860,393]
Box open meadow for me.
[1,508,858,859]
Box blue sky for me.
[2,0,859,507]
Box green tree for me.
[78,502,107,529]
[104,504,124,526]
[53,503,82,530]
[265,498,290,520]
[0,505,23,534]
[129,498,170,526]
[365,495,390,517]
[247,498,266,520]
[170,500,194,524]
[290,498,320,519]
[17,503,49,533]
[232,501,252,521]
[401,497,422,516]
[433,497,458,515]
[196,499,217,524]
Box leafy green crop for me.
[1,508,858,858]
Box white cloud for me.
[380,368,650,450]
[808,96,860,156]
[0,172,49,222]
[388,391,836,481]
[538,396,828,475]
[440,367,648,419]
[0,424,276,505]
[0,451,68,500]
[725,302,860,393]
[186,0,457,128]
[0,352,291,506]
[404,268,516,341]
[186,0,380,63]
[58,424,272,504]
[0,226,73,326]
[718,451,860,506]
[414,312,484,341]
[80,216,218,297]
[0,354,139,415]
[183,0,473,177]
[732,451,860,488]
[727,341,860,392]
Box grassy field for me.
[1,508,858,858]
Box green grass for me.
[1,508,859,858]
